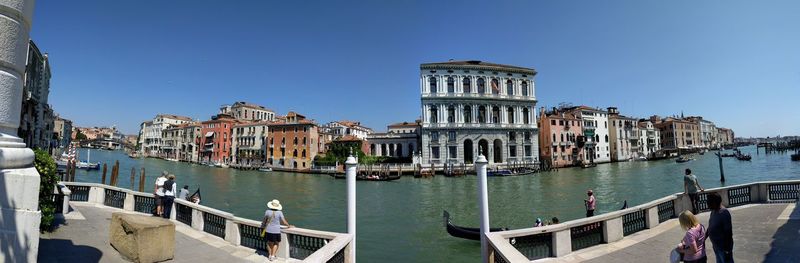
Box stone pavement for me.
[540,203,800,263]
[39,202,282,262]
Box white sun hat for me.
[267,199,282,211]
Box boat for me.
[792,153,800,161]
[331,174,401,181]
[214,163,229,168]
[736,154,752,161]
[581,163,597,168]
[188,188,201,204]
[76,149,100,170]
[486,167,536,177]
[487,169,512,176]
[443,210,508,241]
[258,167,273,172]
[620,200,628,210]
[675,156,692,163]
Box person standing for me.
[261,199,293,261]
[684,169,705,215]
[154,171,168,216]
[676,210,707,263]
[161,174,176,219]
[179,185,190,200]
[706,193,734,263]
[584,190,596,217]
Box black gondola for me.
[620,200,628,210]
[188,188,201,204]
[443,210,507,241]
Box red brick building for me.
[199,114,239,164]
[266,112,319,170]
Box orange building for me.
[266,112,319,170]
[537,107,585,168]
[199,114,239,164]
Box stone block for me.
[0,166,40,211]
[109,212,175,263]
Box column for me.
[0,3,39,261]
[345,154,358,263]
[476,153,490,263]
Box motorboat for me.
[676,156,692,163]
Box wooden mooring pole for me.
[130,167,135,190]
[101,163,107,184]
[139,167,146,192]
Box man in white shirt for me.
[161,174,177,218]
[154,171,167,216]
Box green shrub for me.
[34,148,58,232]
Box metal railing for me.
[58,182,353,262]
[486,180,800,262]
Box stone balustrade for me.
[56,182,353,263]
[487,180,800,262]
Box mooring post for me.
[718,150,725,182]
[102,163,107,184]
[476,151,490,263]
[139,167,145,192]
[345,152,358,262]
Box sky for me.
[30,0,800,137]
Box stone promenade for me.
[539,203,800,263]
[38,202,280,262]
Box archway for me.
[478,139,489,159]
[493,139,503,163]
[464,139,474,164]
[396,144,403,157]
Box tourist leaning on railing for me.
[154,171,167,216]
[161,174,177,219]
[684,168,705,215]
[260,199,294,262]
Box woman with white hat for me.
[260,199,293,261]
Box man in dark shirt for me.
[706,192,734,263]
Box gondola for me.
[581,163,597,168]
[188,188,201,204]
[620,200,628,210]
[735,154,752,161]
[443,210,508,241]
[792,153,800,161]
[675,156,692,163]
[330,174,401,181]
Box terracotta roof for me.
[420,60,536,75]
[335,135,363,142]
[157,114,193,121]
[387,121,420,128]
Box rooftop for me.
[420,60,537,75]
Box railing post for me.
[345,153,358,263]
[645,206,659,229]
[123,192,134,211]
[170,201,176,220]
[191,209,204,231]
[716,189,730,207]
[674,193,689,214]
[89,186,105,205]
[278,233,290,259]
[225,220,240,246]
[552,229,572,257]
[758,183,769,202]
[476,153,489,263]
[61,185,72,214]
[603,217,623,243]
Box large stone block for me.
[109,212,175,263]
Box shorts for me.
[265,232,281,242]
[155,194,162,202]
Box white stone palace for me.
[419,60,539,165]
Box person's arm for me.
[723,211,733,250]
[696,178,704,191]
[684,179,688,194]
[280,215,293,228]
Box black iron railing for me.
[622,210,646,236]
[696,192,709,213]
[570,222,603,251]
[203,212,226,238]
[239,223,267,252]
[657,200,675,223]
[176,203,192,225]
[104,189,125,209]
[510,232,553,260]
[326,247,346,263]
[768,183,799,201]
[727,186,751,207]
[289,234,329,260]
[67,185,90,201]
[133,195,157,214]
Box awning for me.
[205,132,214,137]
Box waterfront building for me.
[266,112,319,170]
[53,115,72,149]
[717,127,734,146]
[608,107,639,162]
[324,121,373,140]
[537,107,585,168]
[686,116,718,149]
[420,60,539,165]
[317,126,334,154]
[138,114,194,157]
[180,123,201,162]
[123,135,138,149]
[232,121,270,166]
[367,121,421,159]
[562,106,611,163]
[199,114,239,164]
[18,40,55,151]
[652,116,701,151]
[219,101,276,122]
[637,119,661,158]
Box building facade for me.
[566,106,611,164]
[608,107,639,162]
[138,114,193,157]
[232,121,270,166]
[324,121,373,140]
[367,121,421,159]
[653,116,700,150]
[18,40,54,151]
[637,120,661,158]
[220,101,275,122]
[686,117,718,149]
[717,127,734,146]
[266,112,319,170]
[199,114,238,164]
[538,107,585,168]
[53,116,72,149]
[420,60,539,165]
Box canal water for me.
[69,146,799,262]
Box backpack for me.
[164,180,174,192]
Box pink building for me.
[538,107,586,168]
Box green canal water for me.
[70,146,799,262]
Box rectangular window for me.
[449,146,457,158]
[509,146,517,157]
[432,147,440,159]
[525,145,532,156]
[431,131,439,141]
[559,120,564,126]
[524,132,531,141]
[509,132,516,141]
[448,131,456,142]
[551,120,556,125]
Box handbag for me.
[260,211,274,237]
[669,248,681,263]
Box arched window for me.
[463,106,472,123]
[506,79,514,95]
[463,77,471,93]
[491,79,500,94]
[521,81,528,96]
[293,149,298,157]
[477,78,486,93]
[293,137,298,145]
[429,77,437,93]
[507,107,515,124]
[302,149,306,158]
[492,106,500,123]
[522,108,530,124]
[447,106,455,123]
[605,134,609,142]
[447,77,455,93]
[429,106,438,123]
[478,106,487,123]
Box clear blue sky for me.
[31,0,800,137]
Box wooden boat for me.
[736,154,752,161]
[792,153,800,161]
[443,210,508,241]
[581,163,597,168]
[258,167,273,172]
[676,156,692,163]
[331,174,401,181]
